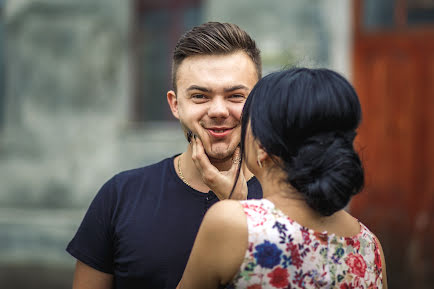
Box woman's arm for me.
[178,200,248,289]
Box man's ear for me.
[167,90,179,119]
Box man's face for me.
[168,51,258,163]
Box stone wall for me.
[0,1,186,287]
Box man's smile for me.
[206,126,235,138]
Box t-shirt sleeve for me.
[66,176,117,274]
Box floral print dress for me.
[227,199,383,289]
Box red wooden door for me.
[351,1,434,288]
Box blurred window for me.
[363,0,396,30]
[0,1,4,128]
[362,0,434,31]
[140,10,172,122]
[132,0,202,122]
[407,0,434,26]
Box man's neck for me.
[176,147,254,193]
[207,156,234,172]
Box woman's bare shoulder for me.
[203,200,247,229]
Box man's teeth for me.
[212,129,226,133]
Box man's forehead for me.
[175,52,258,91]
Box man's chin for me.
[207,154,232,164]
[205,148,237,163]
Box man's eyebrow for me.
[186,85,212,92]
[186,84,249,93]
[224,85,249,92]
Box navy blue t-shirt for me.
[66,155,262,289]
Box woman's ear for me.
[256,143,269,165]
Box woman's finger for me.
[195,136,220,177]
[191,134,198,168]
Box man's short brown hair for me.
[172,22,262,91]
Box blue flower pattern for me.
[227,199,384,289]
[254,240,283,269]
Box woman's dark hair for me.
[233,68,364,216]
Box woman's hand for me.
[191,135,248,200]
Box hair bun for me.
[240,68,364,212]
[303,131,356,147]
[285,132,363,216]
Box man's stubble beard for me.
[179,120,238,164]
[207,143,237,164]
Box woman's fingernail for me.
[187,131,192,143]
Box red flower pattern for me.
[267,267,289,288]
[286,243,303,269]
[345,253,367,278]
[345,237,361,251]
[242,203,269,227]
[300,227,311,245]
[230,200,383,289]
[340,283,355,289]
[373,240,382,270]
[374,247,382,269]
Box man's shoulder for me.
[114,155,176,182]
[99,156,177,195]
[97,155,178,200]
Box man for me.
[66,22,263,289]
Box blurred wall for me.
[204,0,352,76]
[0,0,351,288]
[0,0,185,287]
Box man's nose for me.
[208,98,230,118]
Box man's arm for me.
[72,260,113,289]
[67,176,117,289]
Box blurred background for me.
[0,0,432,288]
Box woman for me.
[178,68,387,289]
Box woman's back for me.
[228,199,383,289]
[177,68,387,289]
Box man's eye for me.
[192,94,206,99]
[229,94,245,100]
